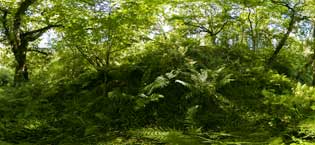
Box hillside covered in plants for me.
[1,0,315,144]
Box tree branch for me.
[22,24,63,41]
[296,54,315,80]
[0,7,8,13]
[184,22,213,35]
[213,21,229,36]
[27,47,52,55]
[184,20,228,37]
[1,9,9,37]
[75,45,104,69]
[267,11,296,65]
[0,37,6,43]
[14,0,37,30]
[200,25,214,35]
[267,0,302,64]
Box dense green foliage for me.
[1,0,315,144]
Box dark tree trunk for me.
[1,0,61,86]
[268,13,295,65]
[248,9,256,51]
[13,49,28,85]
[312,22,315,86]
[312,50,315,86]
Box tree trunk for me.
[211,35,216,46]
[248,9,256,51]
[312,22,315,86]
[13,47,28,85]
[1,0,61,86]
[268,13,295,65]
[312,51,315,86]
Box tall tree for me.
[0,0,62,85]
[172,1,232,46]
[61,0,161,96]
[267,0,304,64]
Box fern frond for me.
[130,128,203,145]
[144,76,169,95]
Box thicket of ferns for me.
[1,0,315,144]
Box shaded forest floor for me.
[1,47,315,145]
